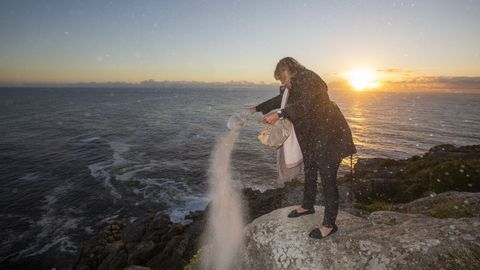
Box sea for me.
[0,87,479,269]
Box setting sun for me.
[345,69,380,91]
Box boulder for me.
[123,266,151,270]
[423,144,480,160]
[240,205,480,269]
[242,179,354,222]
[73,212,205,270]
[393,191,480,218]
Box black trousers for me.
[301,149,341,228]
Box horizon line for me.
[1,77,479,94]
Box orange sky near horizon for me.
[1,1,479,92]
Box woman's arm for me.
[255,93,282,115]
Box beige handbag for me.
[257,86,296,148]
[258,118,293,148]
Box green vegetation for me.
[353,200,393,212]
[351,159,480,205]
[428,201,477,219]
[430,160,480,193]
[183,247,205,270]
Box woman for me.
[248,57,356,239]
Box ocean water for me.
[0,87,479,268]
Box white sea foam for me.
[168,196,210,224]
[88,161,122,199]
[85,139,210,223]
[110,141,131,165]
[87,141,132,200]
[19,172,40,181]
[115,163,156,181]
[14,183,80,259]
[80,136,101,143]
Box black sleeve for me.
[255,94,282,115]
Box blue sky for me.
[0,0,479,86]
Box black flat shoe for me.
[309,224,338,239]
[287,208,315,218]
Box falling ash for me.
[201,128,246,270]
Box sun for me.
[345,69,380,91]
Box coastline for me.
[39,144,480,269]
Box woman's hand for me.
[246,106,257,115]
[263,111,279,124]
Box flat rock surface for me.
[240,205,480,270]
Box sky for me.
[0,0,479,91]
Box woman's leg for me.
[301,150,319,210]
[318,158,341,228]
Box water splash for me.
[201,129,246,270]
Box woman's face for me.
[279,69,292,87]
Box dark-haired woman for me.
[248,57,356,239]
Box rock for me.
[241,180,305,221]
[353,158,404,179]
[423,144,480,160]
[242,179,353,222]
[74,144,480,270]
[240,205,480,270]
[122,217,149,245]
[73,212,203,270]
[97,242,128,270]
[128,241,155,265]
[123,265,151,270]
[351,177,402,203]
[368,211,428,225]
[393,191,480,218]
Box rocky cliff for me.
[240,205,480,270]
[73,144,480,270]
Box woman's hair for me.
[274,57,305,80]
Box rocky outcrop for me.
[349,144,480,205]
[241,179,355,221]
[73,180,315,270]
[240,206,480,270]
[74,144,480,270]
[73,212,206,270]
[392,191,480,218]
[423,144,480,160]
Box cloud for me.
[382,76,480,91]
[376,68,413,74]
[327,68,480,93]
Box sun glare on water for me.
[345,69,380,91]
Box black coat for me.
[255,67,356,162]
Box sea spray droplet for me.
[201,129,245,270]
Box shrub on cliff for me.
[429,160,480,193]
[350,144,480,205]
